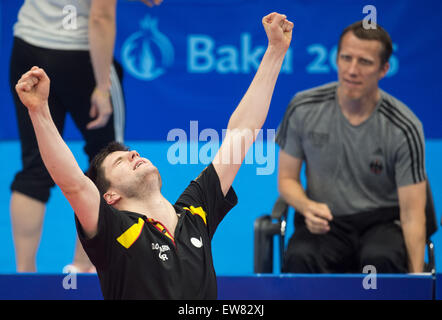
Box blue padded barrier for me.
[0,274,437,300]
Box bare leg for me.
[10,191,45,272]
[71,237,96,273]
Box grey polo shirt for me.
[276,82,426,216]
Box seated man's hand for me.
[303,201,333,234]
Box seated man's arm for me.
[278,149,332,234]
[213,12,293,196]
[398,181,426,273]
[16,67,100,238]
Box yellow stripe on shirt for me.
[116,217,145,249]
[184,206,207,225]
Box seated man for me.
[276,20,426,273]
[15,12,293,299]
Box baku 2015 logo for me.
[121,15,174,81]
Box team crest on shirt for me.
[307,131,329,148]
[151,242,171,261]
[369,159,383,175]
[369,147,384,175]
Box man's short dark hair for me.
[338,21,393,66]
[87,141,129,195]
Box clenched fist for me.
[262,12,294,52]
[15,66,50,112]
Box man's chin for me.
[342,87,364,101]
[143,169,162,190]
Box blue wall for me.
[1,0,442,140]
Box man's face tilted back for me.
[337,31,389,101]
[101,150,160,202]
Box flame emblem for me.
[121,15,174,81]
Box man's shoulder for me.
[288,82,337,109]
[283,82,337,121]
[378,89,423,129]
[295,82,338,99]
[99,198,145,224]
[174,165,212,207]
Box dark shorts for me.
[9,37,126,202]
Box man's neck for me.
[337,87,380,126]
[117,192,179,236]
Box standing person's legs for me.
[59,57,125,161]
[55,53,125,272]
[9,38,67,272]
[10,192,45,272]
[283,213,357,273]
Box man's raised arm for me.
[15,67,100,238]
[213,12,294,195]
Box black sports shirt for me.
[76,164,238,299]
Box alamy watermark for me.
[362,265,377,290]
[62,265,77,290]
[362,5,377,30]
[166,121,276,175]
[62,5,77,30]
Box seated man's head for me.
[88,142,161,206]
[337,20,392,100]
